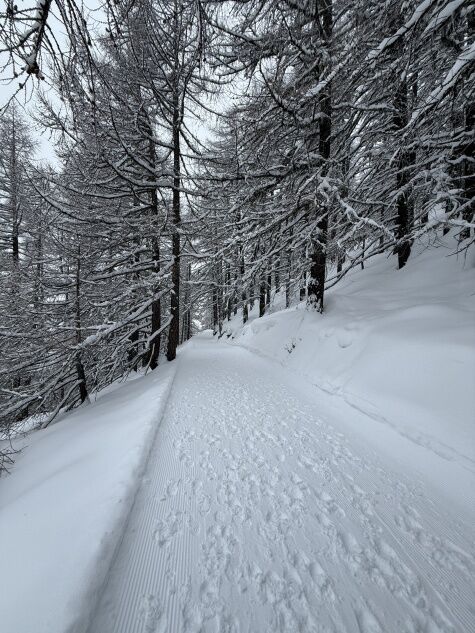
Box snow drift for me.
[0,364,176,633]
[223,233,475,481]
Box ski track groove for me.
[88,338,475,633]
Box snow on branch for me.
[409,41,475,127]
[368,0,438,62]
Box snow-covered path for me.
[88,336,474,633]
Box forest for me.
[0,0,473,458]
[1,3,475,633]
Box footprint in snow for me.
[139,594,167,633]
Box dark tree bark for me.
[167,91,181,361]
[34,206,44,311]
[226,262,232,321]
[212,284,219,334]
[460,10,475,240]
[259,277,266,317]
[285,226,292,308]
[394,75,412,269]
[242,297,249,324]
[128,328,139,369]
[380,208,388,242]
[390,7,415,269]
[299,273,306,301]
[240,247,248,323]
[212,260,223,335]
[75,249,88,403]
[460,102,474,241]
[285,266,291,307]
[76,357,88,404]
[148,133,162,370]
[307,0,332,312]
[10,112,20,266]
[181,262,192,342]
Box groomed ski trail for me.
[88,335,475,633]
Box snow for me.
[88,334,474,633]
[367,0,435,61]
[423,0,467,35]
[409,41,475,127]
[1,233,474,633]
[222,234,475,510]
[0,364,176,633]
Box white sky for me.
[0,0,103,165]
[0,0,241,166]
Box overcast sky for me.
[0,1,241,167]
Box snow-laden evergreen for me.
[1,0,473,433]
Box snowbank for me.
[0,363,176,633]
[223,234,475,495]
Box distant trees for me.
[0,106,39,424]
[0,0,473,458]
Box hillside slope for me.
[223,234,475,503]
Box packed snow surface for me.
[88,336,474,633]
[1,236,474,633]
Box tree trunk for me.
[249,279,255,311]
[75,249,88,404]
[166,91,181,361]
[391,8,415,268]
[76,357,88,404]
[240,252,248,324]
[10,112,20,267]
[460,11,474,240]
[148,133,162,370]
[182,262,192,341]
[285,226,292,308]
[380,208,386,243]
[460,101,474,240]
[274,256,280,293]
[307,0,332,312]
[285,268,291,308]
[34,208,44,313]
[212,284,219,335]
[212,260,223,335]
[259,277,266,317]
[128,328,139,370]
[226,262,232,321]
[394,75,412,269]
[299,271,306,301]
[266,271,271,307]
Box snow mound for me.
[224,234,475,471]
[0,362,176,633]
